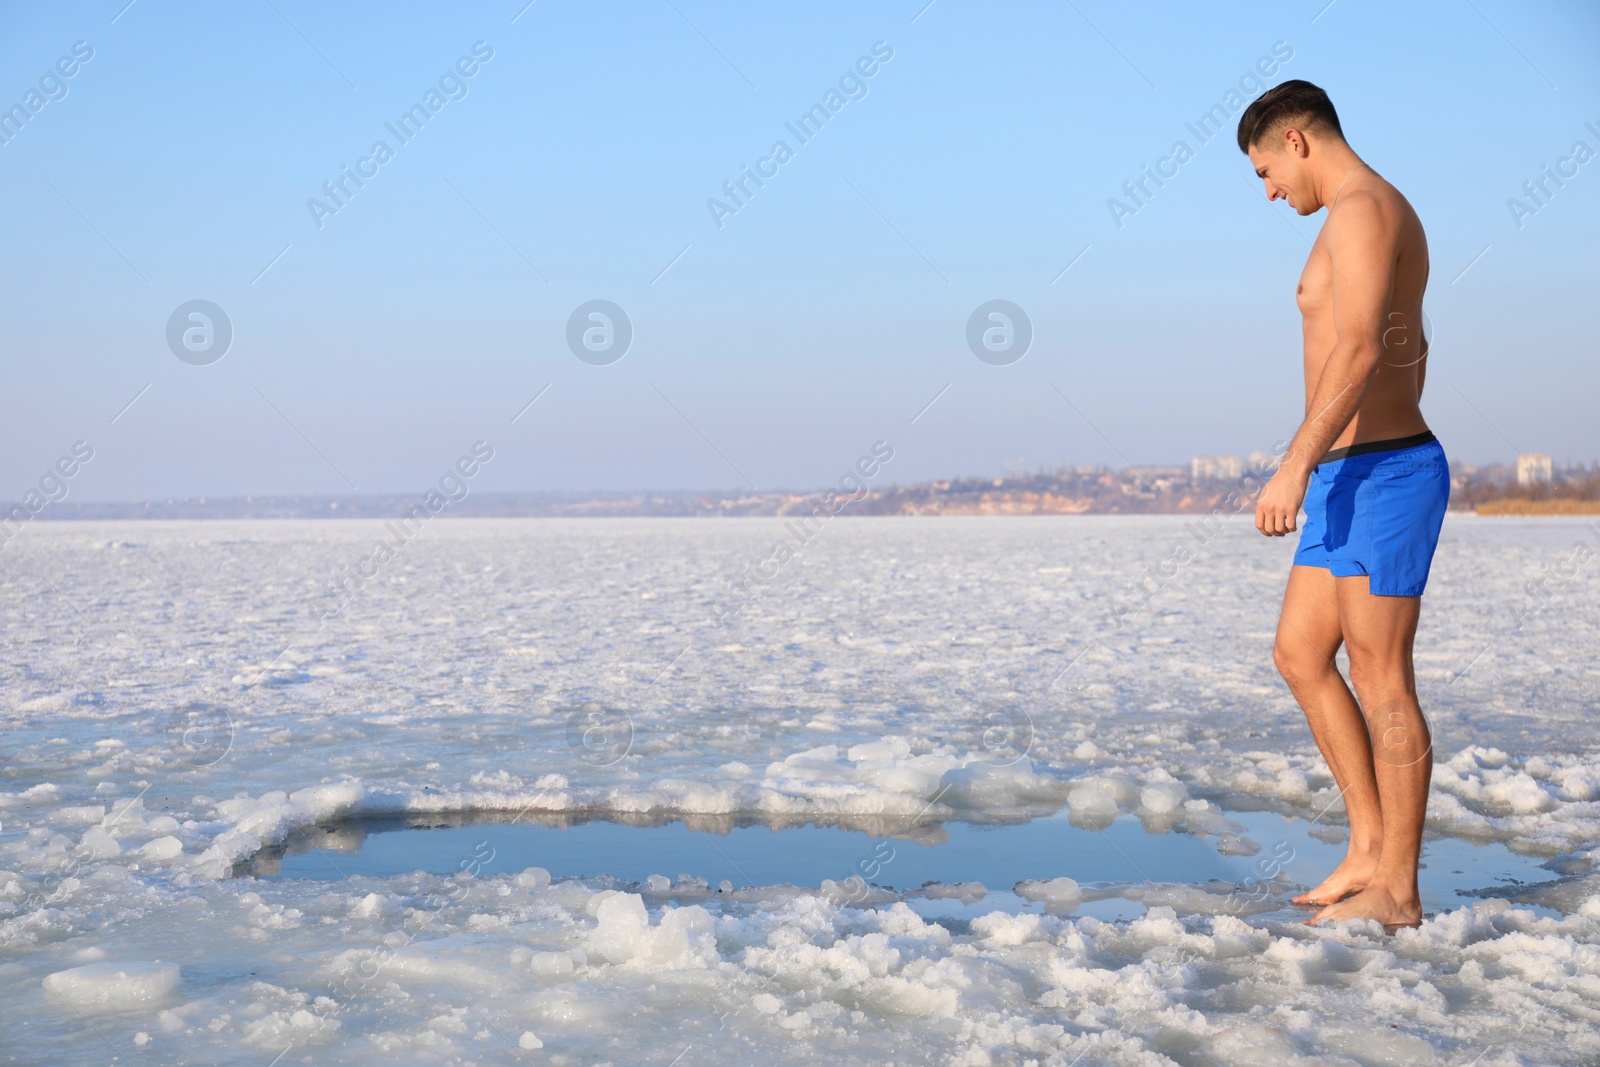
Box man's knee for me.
[1345,643,1409,703]
[1273,637,1333,688]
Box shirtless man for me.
[1238,81,1449,929]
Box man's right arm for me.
[1255,193,1396,536]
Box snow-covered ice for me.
[2,515,1598,1064]
[41,961,180,1010]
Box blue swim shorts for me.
[1293,431,1450,597]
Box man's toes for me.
[1306,898,1347,924]
[1295,886,1349,907]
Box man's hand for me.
[1255,466,1309,536]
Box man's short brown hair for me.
[1237,79,1344,153]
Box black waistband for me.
[1319,430,1437,465]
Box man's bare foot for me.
[1292,850,1380,906]
[1306,883,1422,928]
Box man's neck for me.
[1313,148,1368,212]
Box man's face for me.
[1247,139,1314,215]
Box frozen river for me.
[2,516,1598,1065]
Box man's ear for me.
[1284,128,1310,158]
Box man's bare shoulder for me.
[1323,185,1403,253]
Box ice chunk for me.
[287,782,367,819]
[1066,781,1118,815]
[972,911,1047,946]
[918,882,987,904]
[650,905,716,963]
[1557,767,1600,802]
[1015,877,1082,907]
[1139,782,1189,814]
[1217,835,1261,856]
[519,1031,543,1049]
[241,1008,340,1047]
[105,796,147,829]
[516,866,551,888]
[139,836,184,861]
[587,893,717,968]
[42,962,180,1010]
[53,805,105,825]
[348,892,384,918]
[1483,772,1553,814]
[937,760,1063,809]
[530,951,575,976]
[847,738,912,762]
[76,826,121,859]
[589,892,650,964]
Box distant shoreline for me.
[19,495,1600,521]
[14,464,1597,522]
[1475,500,1600,516]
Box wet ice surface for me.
[250,808,1563,928]
[3,515,1599,1065]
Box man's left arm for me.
[1255,194,1398,536]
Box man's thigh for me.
[1277,564,1343,667]
[1334,574,1421,674]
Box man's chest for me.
[1295,242,1334,317]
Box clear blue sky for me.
[2,0,1596,499]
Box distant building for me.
[1248,450,1277,473]
[1517,453,1552,487]
[1190,455,1241,481]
